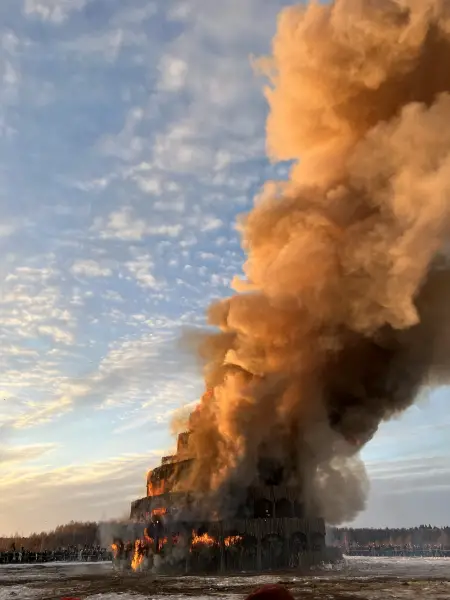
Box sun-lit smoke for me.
[176,0,450,524]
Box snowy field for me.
[0,556,449,599]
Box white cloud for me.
[24,322,201,429]
[366,455,450,483]
[2,61,20,102]
[134,175,162,195]
[62,29,137,62]
[98,106,145,160]
[0,443,57,464]
[93,207,183,241]
[37,325,74,345]
[74,175,116,192]
[113,378,199,434]
[91,331,181,406]
[71,259,112,278]
[144,0,279,177]
[1,32,20,55]
[152,120,216,174]
[158,55,188,92]
[123,163,186,203]
[0,263,76,345]
[201,216,223,232]
[0,345,38,358]
[125,255,159,289]
[23,0,87,24]
[0,258,81,430]
[8,397,72,430]
[111,3,157,26]
[103,290,124,303]
[0,224,15,238]
[0,32,23,130]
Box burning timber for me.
[125,432,334,573]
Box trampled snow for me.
[0,556,449,599]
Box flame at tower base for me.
[127,432,338,573]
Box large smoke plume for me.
[178,0,450,524]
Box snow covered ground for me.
[342,554,450,577]
[0,561,111,582]
[0,556,449,599]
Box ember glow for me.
[176,0,450,525]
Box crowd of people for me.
[0,543,112,564]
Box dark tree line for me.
[0,521,100,551]
[330,525,450,548]
[3,521,450,552]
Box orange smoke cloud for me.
[178,0,450,524]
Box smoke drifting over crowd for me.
[178,0,450,524]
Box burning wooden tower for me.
[129,431,327,572]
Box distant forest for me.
[1,521,450,551]
[0,521,101,551]
[329,525,450,547]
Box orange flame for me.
[224,535,243,547]
[131,539,146,572]
[152,507,167,517]
[148,481,165,496]
[111,543,119,558]
[158,536,168,552]
[191,531,216,548]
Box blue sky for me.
[0,0,449,536]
